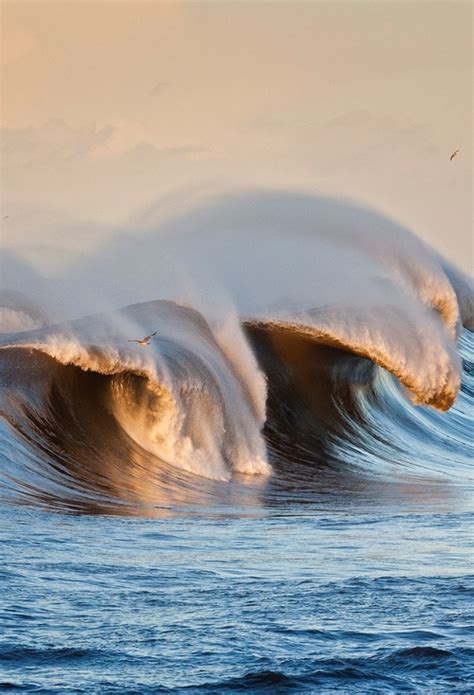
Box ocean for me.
[1,193,473,693]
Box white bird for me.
[128,331,157,346]
[450,149,459,161]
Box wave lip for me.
[247,301,462,412]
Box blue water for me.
[1,493,473,693]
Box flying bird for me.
[151,81,169,97]
[128,331,157,346]
[450,149,459,161]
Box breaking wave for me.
[0,193,472,513]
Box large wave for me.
[0,193,472,513]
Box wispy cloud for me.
[1,121,115,167]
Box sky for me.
[1,1,472,274]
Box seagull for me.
[128,331,157,346]
[450,149,459,161]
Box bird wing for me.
[128,339,139,343]
[450,149,459,161]
[144,331,157,341]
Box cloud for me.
[1,118,207,169]
[1,120,115,167]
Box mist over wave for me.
[1,192,472,513]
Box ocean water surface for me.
[1,493,473,693]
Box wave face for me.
[0,194,472,514]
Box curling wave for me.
[0,300,269,487]
[0,193,472,513]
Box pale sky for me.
[1,1,472,273]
